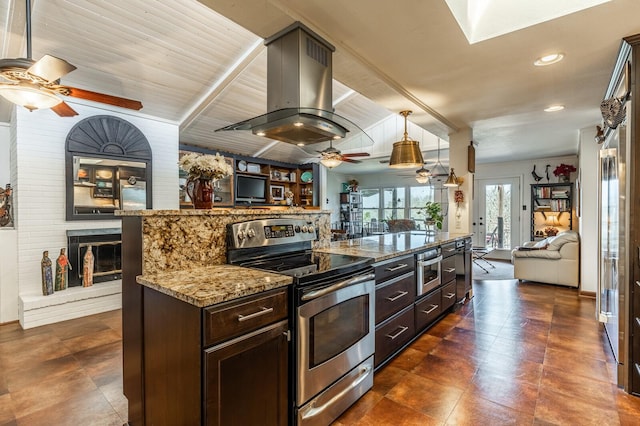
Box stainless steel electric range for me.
[227,218,375,426]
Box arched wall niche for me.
[65,115,153,220]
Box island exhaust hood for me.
[216,22,360,145]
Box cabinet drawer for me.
[441,280,457,311]
[374,255,415,282]
[375,306,415,367]
[203,288,288,347]
[415,289,441,330]
[441,241,457,258]
[441,255,456,285]
[375,272,416,324]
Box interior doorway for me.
[473,177,520,257]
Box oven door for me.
[296,272,375,406]
[416,255,442,296]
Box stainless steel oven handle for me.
[237,307,274,322]
[386,291,409,302]
[300,363,373,421]
[301,273,375,301]
[386,325,409,340]
[417,255,443,267]
[384,263,408,272]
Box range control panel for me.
[228,218,317,249]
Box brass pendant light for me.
[443,168,459,187]
[389,110,424,168]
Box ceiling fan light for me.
[443,168,459,187]
[320,157,342,169]
[0,82,62,111]
[416,172,430,184]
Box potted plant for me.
[553,163,576,183]
[417,201,444,231]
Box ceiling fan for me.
[0,0,142,117]
[316,140,370,169]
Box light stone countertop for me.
[136,265,293,307]
[116,207,328,216]
[316,232,473,263]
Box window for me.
[361,189,380,223]
[409,186,434,221]
[383,187,406,220]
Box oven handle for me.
[301,273,375,301]
[299,362,373,421]
[417,255,443,267]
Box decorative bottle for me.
[83,245,95,287]
[55,248,72,291]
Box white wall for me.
[0,123,9,184]
[7,102,179,327]
[578,127,599,294]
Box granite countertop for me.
[116,207,329,216]
[136,265,293,307]
[316,232,473,262]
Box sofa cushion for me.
[546,231,579,251]
[512,249,561,259]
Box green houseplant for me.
[417,201,444,230]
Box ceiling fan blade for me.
[27,54,77,82]
[65,87,143,110]
[51,101,78,117]
[341,153,370,158]
[342,158,362,164]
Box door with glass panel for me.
[473,178,520,250]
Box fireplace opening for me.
[67,229,122,287]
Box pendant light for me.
[389,110,424,168]
[443,168,459,187]
[415,166,431,184]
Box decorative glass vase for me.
[186,177,214,209]
[425,220,437,235]
[558,174,570,183]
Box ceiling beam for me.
[179,39,265,132]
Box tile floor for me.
[0,279,639,425]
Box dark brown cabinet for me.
[141,286,289,426]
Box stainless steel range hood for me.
[216,22,360,145]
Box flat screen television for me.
[235,175,267,202]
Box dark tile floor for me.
[1,279,639,425]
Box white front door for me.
[473,177,520,252]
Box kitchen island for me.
[121,208,472,425]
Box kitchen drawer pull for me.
[386,325,409,340]
[446,248,456,252]
[385,263,408,272]
[421,304,439,315]
[444,292,456,299]
[444,268,456,273]
[386,291,409,302]
[237,307,274,322]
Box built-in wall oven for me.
[227,218,375,426]
[416,247,442,296]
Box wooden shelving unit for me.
[530,182,573,240]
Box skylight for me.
[445,0,611,44]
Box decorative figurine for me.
[55,248,72,291]
[545,165,551,183]
[531,165,542,182]
[83,245,94,287]
[41,251,54,296]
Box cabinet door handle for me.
[444,268,456,273]
[444,292,456,300]
[237,307,274,322]
[421,304,439,315]
[386,325,409,340]
[446,248,456,252]
[386,291,409,302]
[385,263,408,272]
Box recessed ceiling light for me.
[544,105,565,112]
[534,53,564,66]
[256,131,266,136]
[293,122,304,127]
[297,142,305,146]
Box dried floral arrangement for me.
[179,152,233,180]
[553,163,576,177]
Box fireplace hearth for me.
[67,229,122,287]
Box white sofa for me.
[511,230,580,287]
